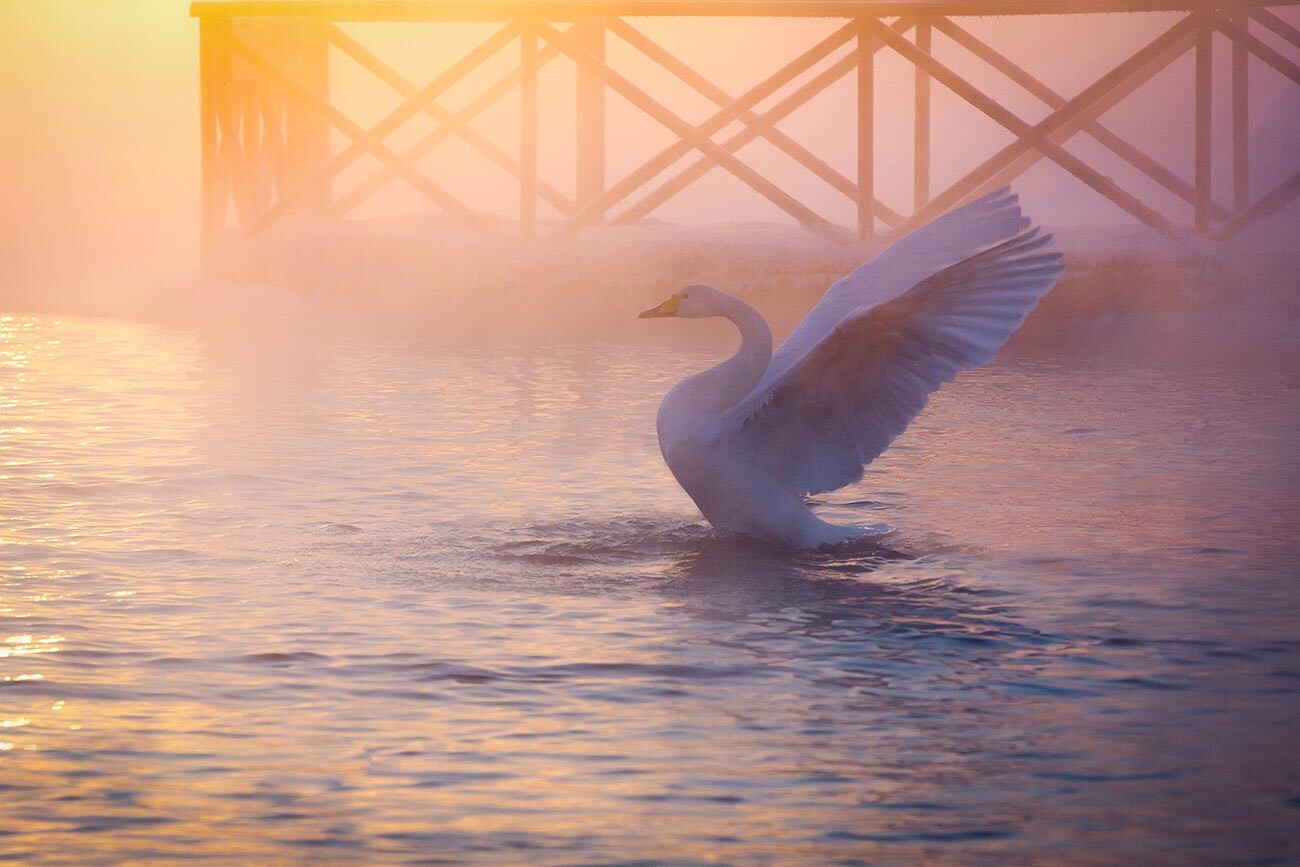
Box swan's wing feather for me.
[722,229,1064,496]
[766,187,1029,385]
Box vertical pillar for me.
[199,17,225,254]
[520,20,539,239]
[1232,14,1249,213]
[288,17,332,211]
[238,37,264,222]
[1195,18,1212,234]
[575,16,605,208]
[914,19,931,211]
[221,20,258,224]
[857,19,874,240]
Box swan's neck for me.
[706,294,773,412]
[657,294,772,450]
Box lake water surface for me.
[1,313,1298,864]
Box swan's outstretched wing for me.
[767,187,1029,385]
[720,229,1064,496]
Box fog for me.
[1,1,1297,328]
[4,6,1300,861]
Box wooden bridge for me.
[191,0,1300,249]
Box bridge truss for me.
[191,0,1300,248]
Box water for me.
[2,312,1298,864]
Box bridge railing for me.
[190,0,1300,249]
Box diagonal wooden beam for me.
[935,16,1230,221]
[1212,12,1300,86]
[327,24,575,216]
[234,20,514,235]
[975,27,1194,220]
[609,16,854,202]
[330,37,566,218]
[616,52,901,226]
[540,19,850,234]
[1250,6,1300,51]
[603,18,909,227]
[606,17,910,213]
[874,16,1186,237]
[882,14,1197,239]
[547,20,853,233]
[217,21,498,236]
[1215,168,1300,240]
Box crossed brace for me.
[205,6,1300,242]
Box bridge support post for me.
[857,19,875,240]
[192,1,1300,246]
[1233,14,1250,212]
[575,17,606,208]
[914,19,932,210]
[1195,17,1213,233]
[197,17,330,254]
[199,18,227,254]
[287,19,331,213]
[521,21,539,239]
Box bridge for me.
[190,0,1300,251]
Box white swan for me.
[639,188,1064,548]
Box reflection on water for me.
[1,314,1298,863]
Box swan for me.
[639,188,1064,549]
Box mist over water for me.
[2,313,1297,863]
[3,2,1300,860]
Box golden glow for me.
[0,3,1294,856]
[0,0,1240,308]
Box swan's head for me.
[638,284,723,320]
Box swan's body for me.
[640,188,1065,549]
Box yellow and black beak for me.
[638,296,681,319]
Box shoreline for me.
[7,217,1298,348]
